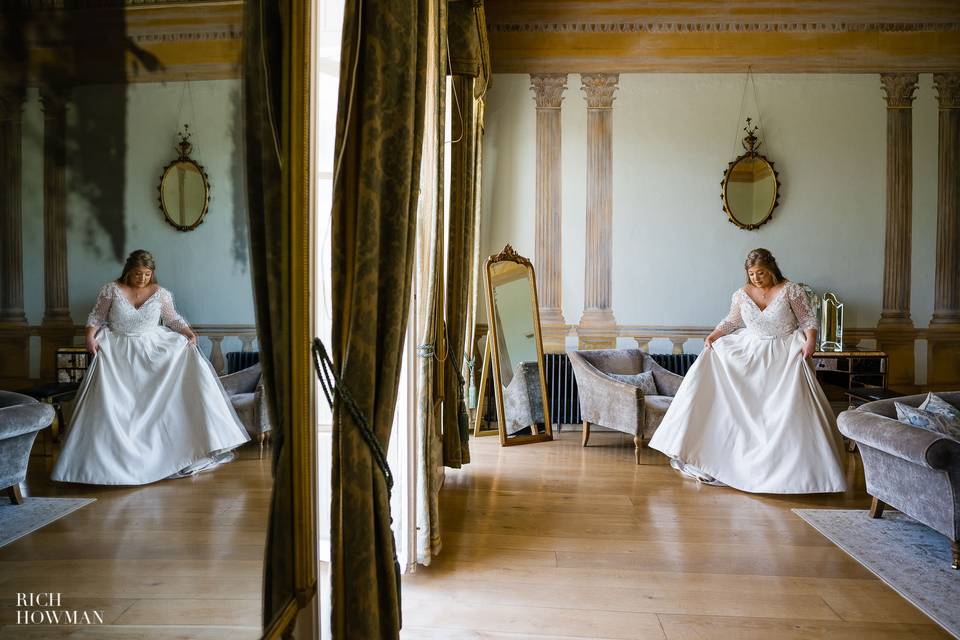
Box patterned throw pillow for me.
[919,392,960,426]
[895,401,960,441]
[608,371,658,395]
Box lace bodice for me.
[86,282,189,335]
[715,281,818,338]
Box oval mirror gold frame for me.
[157,127,211,232]
[721,118,781,231]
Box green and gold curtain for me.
[329,0,432,637]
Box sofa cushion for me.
[644,395,673,428]
[895,402,960,441]
[609,371,657,396]
[919,392,960,426]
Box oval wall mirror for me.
[158,126,211,232]
[722,118,780,230]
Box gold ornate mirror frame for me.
[721,118,781,231]
[157,125,211,232]
[482,244,553,446]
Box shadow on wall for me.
[229,83,249,269]
[69,84,127,262]
[66,7,129,263]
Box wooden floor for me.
[401,431,950,640]
[0,440,270,639]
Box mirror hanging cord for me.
[732,66,766,157]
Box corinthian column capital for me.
[530,74,568,109]
[581,73,619,109]
[934,73,960,110]
[881,73,919,109]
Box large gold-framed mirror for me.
[482,244,553,446]
[157,125,211,232]
[722,118,780,230]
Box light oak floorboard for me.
[403,432,946,638]
[0,443,269,639]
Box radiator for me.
[544,353,581,425]
[485,353,698,430]
[650,353,699,376]
[542,352,698,427]
[225,351,261,374]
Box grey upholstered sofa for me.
[220,363,271,458]
[1,391,55,504]
[837,392,960,569]
[568,349,684,463]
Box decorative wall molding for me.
[490,22,960,34]
[22,0,238,8]
[127,30,242,44]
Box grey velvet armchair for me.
[568,349,684,463]
[219,363,271,458]
[1,391,55,504]
[837,392,960,569]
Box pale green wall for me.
[20,79,253,329]
[481,73,939,380]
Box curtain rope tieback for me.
[310,337,393,492]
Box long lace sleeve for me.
[86,283,114,328]
[786,282,819,332]
[715,291,745,336]
[159,289,189,332]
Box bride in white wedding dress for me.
[52,250,250,485]
[648,249,847,494]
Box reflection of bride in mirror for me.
[493,303,543,436]
[52,250,250,485]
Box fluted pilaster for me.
[932,73,960,325]
[0,89,26,324]
[928,73,960,389]
[530,73,567,352]
[879,73,917,325]
[877,73,918,389]
[40,85,71,326]
[578,73,618,349]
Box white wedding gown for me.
[648,281,847,494]
[52,282,250,485]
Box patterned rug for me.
[794,508,959,638]
[0,497,96,549]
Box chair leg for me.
[257,433,267,460]
[634,435,642,465]
[581,421,590,447]
[6,484,23,505]
[869,496,885,519]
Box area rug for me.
[0,497,96,549]
[794,508,959,638]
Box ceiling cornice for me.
[490,22,960,34]
[485,0,960,73]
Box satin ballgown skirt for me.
[647,329,847,494]
[51,327,250,485]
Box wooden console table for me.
[812,350,888,404]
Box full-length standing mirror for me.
[483,245,553,446]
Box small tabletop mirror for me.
[483,245,553,446]
[722,118,780,230]
[158,125,211,231]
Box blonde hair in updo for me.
[744,248,785,284]
[117,250,158,286]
